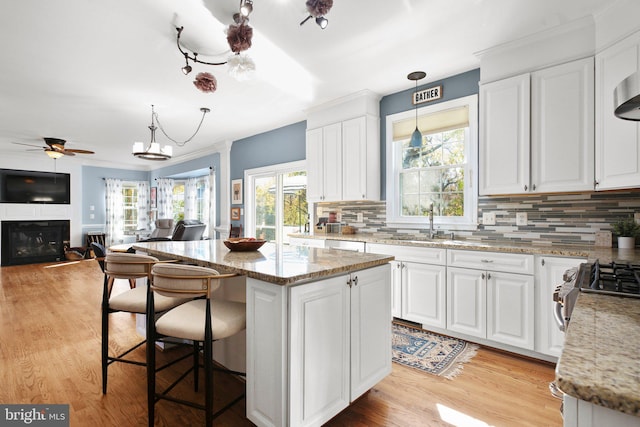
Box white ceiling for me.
[0,0,619,169]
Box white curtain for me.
[184,178,198,220]
[157,178,174,220]
[136,181,150,230]
[203,168,216,238]
[105,178,123,246]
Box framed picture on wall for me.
[231,179,243,204]
[150,187,157,208]
[231,207,241,221]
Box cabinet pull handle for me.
[347,278,352,288]
[524,184,528,191]
[482,273,486,280]
[353,276,359,287]
[487,273,492,280]
[481,259,493,263]
[532,184,536,191]
[541,259,545,266]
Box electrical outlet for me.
[516,212,527,226]
[482,212,496,225]
[356,212,364,223]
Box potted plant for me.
[612,217,640,249]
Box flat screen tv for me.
[0,169,71,204]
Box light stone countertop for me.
[132,239,393,285]
[289,232,627,259]
[555,292,640,417]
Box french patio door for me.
[245,161,307,244]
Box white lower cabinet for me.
[535,256,584,357]
[367,243,446,329]
[247,264,391,427]
[446,267,486,338]
[447,250,535,350]
[403,261,447,328]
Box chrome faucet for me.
[428,203,435,238]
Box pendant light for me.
[407,71,426,148]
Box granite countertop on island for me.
[132,239,394,286]
[555,292,640,417]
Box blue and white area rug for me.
[392,323,479,379]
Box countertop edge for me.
[555,292,640,417]
[132,243,394,286]
[289,233,594,257]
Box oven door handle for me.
[554,301,566,332]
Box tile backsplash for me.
[316,190,640,247]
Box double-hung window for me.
[386,94,478,229]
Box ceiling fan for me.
[13,137,95,159]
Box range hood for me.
[614,71,640,121]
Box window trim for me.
[385,94,478,230]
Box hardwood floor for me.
[0,260,563,426]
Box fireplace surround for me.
[1,220,70,266]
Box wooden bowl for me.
[223,238,266,252]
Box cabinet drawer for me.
[447,249,534,275]
[367,243,446,265]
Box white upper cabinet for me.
[531,57,594,193]
[595,30,640,190]
[306,91,380,203]
[306,123,342,202]
[341,116,380,201]
[479,58,595,195]
[479,74,530,195]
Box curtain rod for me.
[155,166,215,181]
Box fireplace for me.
[1,220,70,266]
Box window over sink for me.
[386,94,478,230]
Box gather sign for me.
[412,85,442,105]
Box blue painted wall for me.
[379,68,480,199]
[230,121,307,181]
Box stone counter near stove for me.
[556,291,640,421]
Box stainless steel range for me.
[576,260,640,298]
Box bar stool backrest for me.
[104,253,159,280]
[151,263,236,299]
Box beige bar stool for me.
[101,253,189,394]
[147,263,246,426]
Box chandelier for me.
[132,105,210,161]
[176,0,256,90]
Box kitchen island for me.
[132,239,394,427]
